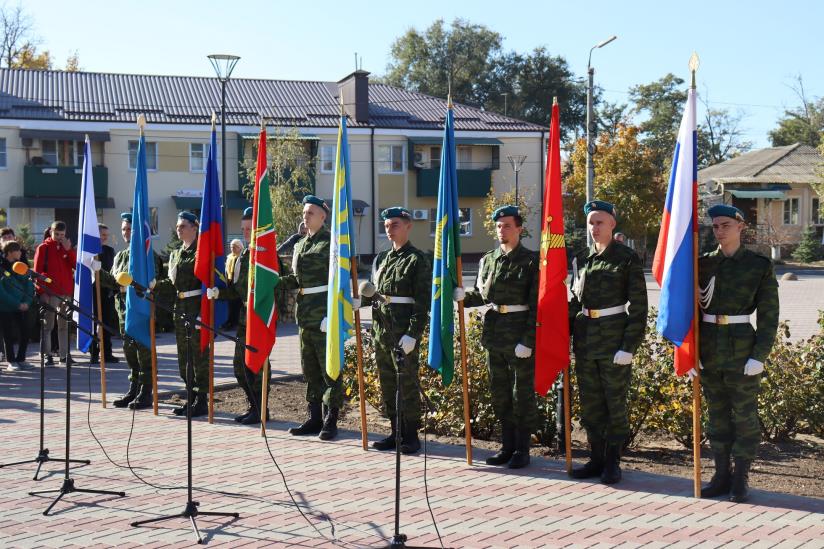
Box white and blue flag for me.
[73,137,101,353]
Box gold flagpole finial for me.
[552,96,558,106]
[447,93,453,109]
[689,52,700,89]
[211,111,217,130]
[84,133,90,143]
[136,113,146,135]
[339,94,345,117]
[260,114,265,132]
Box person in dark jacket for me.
[0,241,35,370]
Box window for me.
[41,140,77,166]
[378,144,404,173]
[0,137,6,168]
[189,143,206,172]
[429,207,472,237]
[429,146,441,171]
[128,140,158,170]
[813,198,821,225]
[457,147,472,169]
[783,197,799,225]
[319,144,336,173]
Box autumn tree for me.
[769,76,823,148]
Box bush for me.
[791,225,822,263]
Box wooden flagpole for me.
[260,361,269,437]
[564,368,572,474]
[94,268,107,407]
[455,258,473,465]
[350,258,368,450]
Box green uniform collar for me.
[716,245,746,261]
[587,240,616,259]
[306,226,330,243]
[389,240,413,256]
[495,242,525,260]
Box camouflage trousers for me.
[375,338,421,429]
[702,368,761,460]
[233,323,270,398]
[575,356,631,444]
[174,299,209,394]
[123,334,152,385]
[299,328,343,408]
[486,347,539,431]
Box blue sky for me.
[24,0,824,147]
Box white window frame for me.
[0,137,6,169]
[429,207,472,237]
[783,197,800,225]
[128,140,158,171]
[378,144,405,174]
[189,143,206,173]
[319,144,336,174]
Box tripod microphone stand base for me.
[131,501,239,544]
[0,448,91,481]
[29,477,126,516]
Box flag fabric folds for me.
[325,115,356,381]
[194,128,228,350]
[245,128,279,373]
[534,101,570,395]
[427,103,461,386]
[652,87,698,376]
[73,137,101,353]
[125,134,156,348]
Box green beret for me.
[708,204,745,222]
[584,200,617,218]
[177,210,198,224]
[120,212,133,223]
[491,205,520,222]
[302,194,329,213]
[380,206,412,220]
[242,207,253,220]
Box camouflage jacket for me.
[464,243,539,350]
[98,247,164,330]
[367,241,431,343]
[278,227,330,330]
[698,246,779,369]
[218,248,249,326]
[569,241,648,359]
[154,240,201,314]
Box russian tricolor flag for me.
[652,88,697,376]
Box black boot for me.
[129,385,153,410]
[729,458,751,503]
[701,451,732,498]
[113,381,139,408]
[288,402,323,435]
[234,385,255,423]
[400,421,421,455]
[486,422,515,466]
[507,429,531,469]
[571,438,605,479]
[173,392,193,416]
[189,393,209,417]
[318,407,339,441]
[600,443,622,485]
[372,418,397,451]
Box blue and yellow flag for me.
[325,114,356,381]
[427,102,461,386]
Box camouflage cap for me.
[302,194,330,213]
[584,200,617,218]
[242,206,253,220]
[380,206,412,220]
[708,204,745,222]
[491,205,520,221]
[177,210,198,224]
[120,212,133,223]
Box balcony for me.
[415,168,492,197]
[23,165,109,198]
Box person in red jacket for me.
[33,221,76,365]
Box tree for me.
[699,103,753,167]
[597,101,631,139]
[0,4,49,69]
[769,76,823,148]
[65,50,80,72]
[629,74,688,172]
[792,225,822,263]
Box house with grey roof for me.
[698,143,823,256]
[0,68,547,256]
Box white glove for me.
[514,343,533,359]
[453,287,465,302]
[206,287,220,300]
[90,259,102,272]
[352,297,361,309]
[320,317,328,333]
[743,358,764,376]
[613,350,633,365]
[149,279,156,290]
[686,361,704,381]
[399,335,416,355]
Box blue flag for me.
[125,134,156,348]
[73,137,101,353]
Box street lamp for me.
[207,53,240,242]
[586,35,617,244]
[506,154,527,203]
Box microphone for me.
[13,261,53,284]
[358,280,386,304]
[116,272,150,294]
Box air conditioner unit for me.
[412,209,429,221]
[413,150,428,168]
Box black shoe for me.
[507,429,531,469]
[105,355,119,363]
[319,407,339,441]
[59,355,71,364]
[113,382,140,408]
[701,451,732,498]
[288,402,323,435]
[89,355,100,364]
[129,385,153,410]
[173,393,194,416]
[45,355,55,366]
[571,438,606,479]
[729,458,751,503]
[600,443,622,485]
[190,394,209,417]
[240,409,263,425]
[400,422,421,455]
[372,418,397,451]
[486,422,515,466]
[234,408,254,423]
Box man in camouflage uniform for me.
[99,212,163,409]
[157,211,210,417]
[569,200,647,484]
[458,205,539,469]
[278,195,342,440]
[696,204,778,503]
[207,207,271,425]
[364,207,431,454]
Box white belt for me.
[383,295,415,305]
[178,289,202,299]
[299,285,328,295]
[702,313,750,325]
[491,303,529,314]
[582,304,626,319]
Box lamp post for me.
[586,35,617,244]
[506,154,527,203]
[207,54,240,242]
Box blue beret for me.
[242,207,253,220]
[584,200,617,218]
[380,206,412,220]
[491,205,520,222]
[177,211,198,224]
[302,194,329,213]
[120,212,133,223]
[708,204,745,222]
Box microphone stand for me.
[27,285,126,515]
[127,287,249,544]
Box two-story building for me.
[0,68,547,257]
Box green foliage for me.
[162,229,181,259]
[768,80,823,148]
[629,74,688,171]
[481,188,534,240]
[14,223,36,259]
[791,225,822,263]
